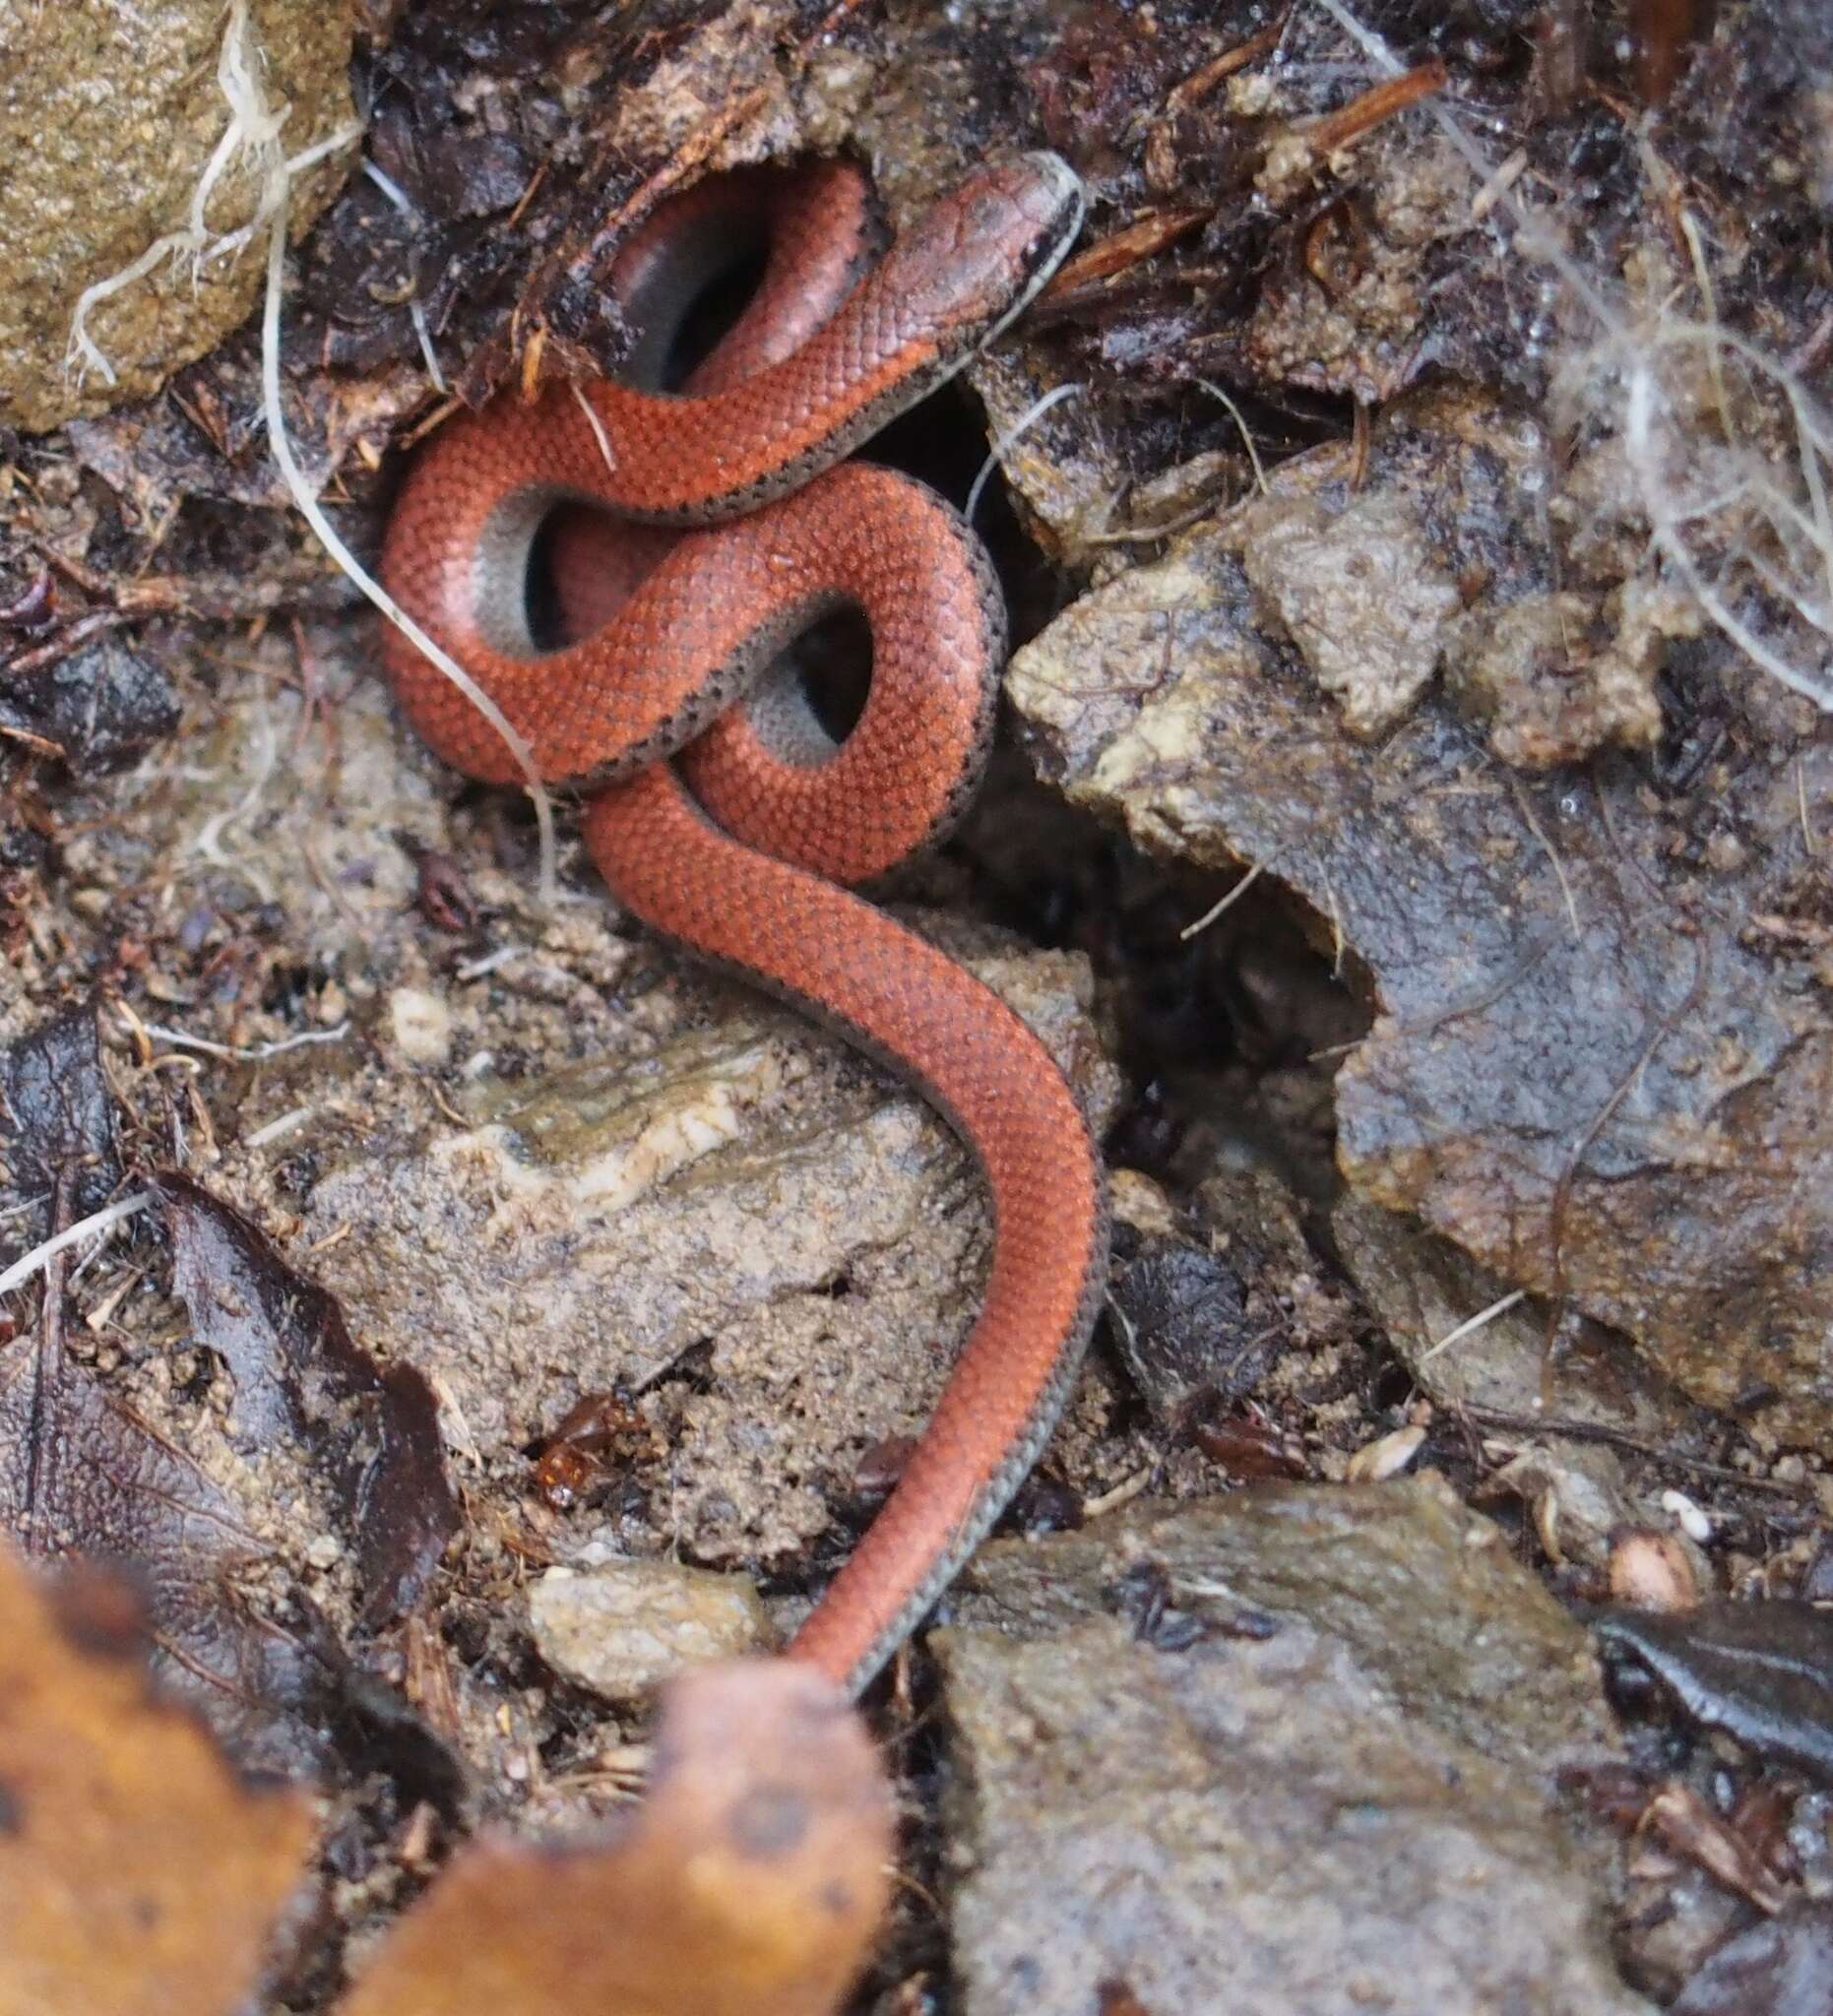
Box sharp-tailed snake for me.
[379,151,1108,1694]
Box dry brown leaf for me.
[0,1545,314,2016]
[342,1659,892,2016]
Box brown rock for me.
[0,0,355,432]
[1009,391,1832,1443]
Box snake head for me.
[885,152,1085,352]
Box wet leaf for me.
[0,635,178,774]
[1673,1903,1833,2016]
[1595,1601,1833,1784]
[0,1003,119,1266]
[341,1660,892,2016]
[0,1266,336,1773]
[158,1171,459,1622]
[0,1544,314,2016]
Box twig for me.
[1506,776,1582,940]
[1298,58,1448,158]
[1179,859,1267,939]
[1458,1404,1803,1496]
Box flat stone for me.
[528,1561,771,1702]
[936,1480,1652,2015]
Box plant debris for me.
[0,1004,121,1261]
[0,1543,314,2016]
[2,0,1831,2008]
[0,637,179,777]
[1,1175,337,1773]
[157,1170,458,1623]
[0,1548,887,2016]
[339,1660,891,2016]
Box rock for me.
[1008,388,1833,1445]
[388,987,453,1067]
[305,921,1118,1571]
[1334,1197,1705,1569]
[1332,1196,1692,1437]
[1239,490,1460,737]
[952,1479,1622,1778]
[1669,1902,1833,2016]
[1448,586,1668,771]
[528,1562,771,1701]
[937,1481,1652,2015]
[0,0,356,432]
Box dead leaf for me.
[1106,1232,1272,1427]
[0,1216,336,1773]
[0,636,179,775]
[0,1544,314,2016]
[342,1659,892,2016]
[1644,1780,1792,1917]
[158,1170,459,1622]
[0,1004,120,1265]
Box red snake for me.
[379,152,1107,1693]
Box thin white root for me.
[572,382,619,474]
[1196,378,1269,496]
[1306,0,1833,713]
[76,0,561,903]
[261,210,561,904]
[966,381,1083,525]
[362,159,448,393]
[0,1193,156,1301]
[67,0,359,386]
[143,1019,350,1062]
